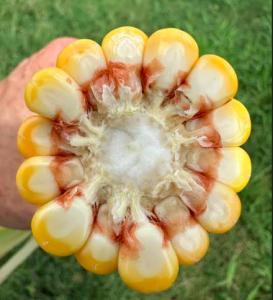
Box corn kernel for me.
[32,189,93,256]
[186,99,251,147]
[25,68,86,122]
[155,196,209,266]
[143,28,199,93]
[57,39,106,86]
[17,115,62,158]
[178,55,238,117]
[196,182,242,234]
[102,27,148,66]
[213,99,251,146]
[186,147,252,192]
[118,222,179,293]
[16,156,84,205]
[76,204,119,274]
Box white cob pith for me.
[16,27,252,293]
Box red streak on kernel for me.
[142,58,164,92]
[92,62,130,95]
[142,58,188,96]
[52,121,80,137]
[81,84,98,109]
[49,155,76,192]
[168,90,191,111]
[82,62,141,106]
[55,186,84,210]
[51,115,82,146]
[191,170,215,194]
[153,200,199,240]
[192,95,215,118]
[192,111,223,148]
[169,70,187,94]
[186,148,223,181]
[92,205,118,244]
[183,80,191,89]
[120,219,140,260]
[178,170,215,215]
[154,205,185,239]
[198,127,222,148]
[120,219,171,260]
[148,215,170,249]
[50,129,72,155]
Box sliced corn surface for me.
[17,26,251,293]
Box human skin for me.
[0,38,77,229]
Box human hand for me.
[0,37,76,229]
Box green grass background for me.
[0,0,272,299]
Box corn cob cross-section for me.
[16,27,251,293]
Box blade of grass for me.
[0,227,31,259]
[226,254,237,289]
[246,281,264,300]
[0,237,38,285]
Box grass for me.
[0,0,272,299]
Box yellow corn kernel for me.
[186,147,252,193]
[143,28,199,92]
[155,196,209,266]
[186,99,251,147]
[32,191,93,256]
[213,99,251,146]
[196,182,242,234]
[16,156,84,205]
[57,39,106,86]
[17,115,61,158]
[25,67,86,122]
[179,54,238,114]
[118,222,179,293]
[76,204,119,275]
[102,26,148,65]
[173,225,209,266]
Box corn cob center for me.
[71,109,198,223]
[97,113,172,190]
